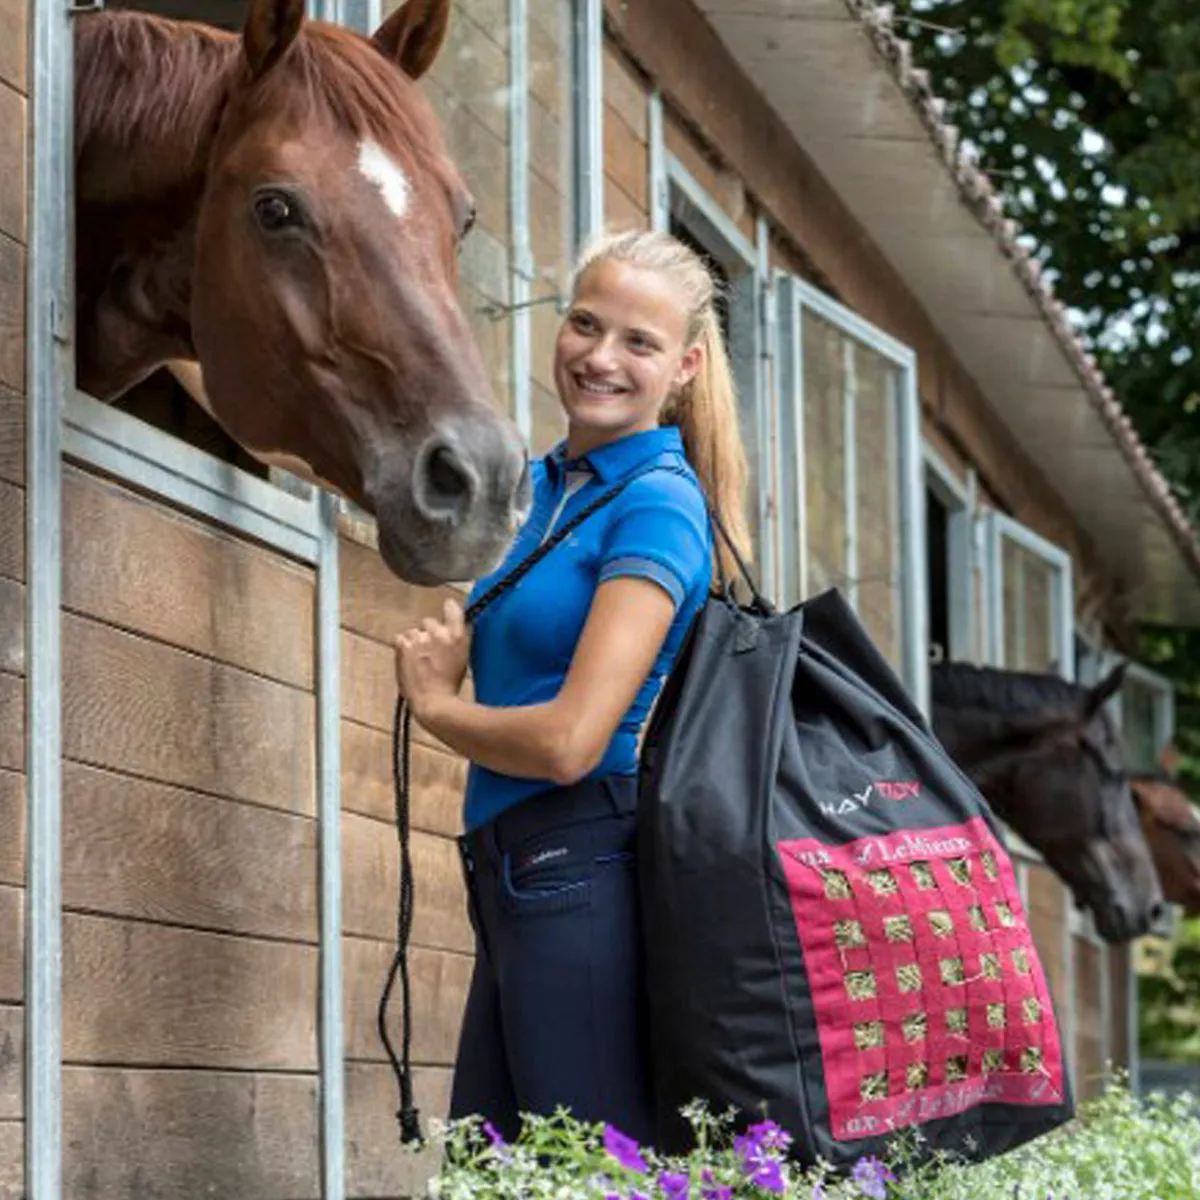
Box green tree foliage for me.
[891,0,1200,1059]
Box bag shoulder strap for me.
[465,461,682,622]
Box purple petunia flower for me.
[482,1120,505,1148]
[745,1120,793,1153]
[604,1125,649,1174]
[811,1185,826,1200]
[747,1158,786,1193]
[700,1167,733,1200]
[658,1171,690,1199]
[851,1155,895,1199]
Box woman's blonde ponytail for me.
[571,229,753,586]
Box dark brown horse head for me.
[930,661,1165,943]
[1132,776,1200,918]
[192,0,530,582]
[75,0,529,584]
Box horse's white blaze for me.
[357,140,410,219]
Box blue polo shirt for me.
[463,426,712,831]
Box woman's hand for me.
[394,598,471,720]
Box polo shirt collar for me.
[546,426,684,485]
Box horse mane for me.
[75,10,237,192]
[930,661,1084,717]
[75,10,454,200]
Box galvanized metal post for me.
[647,91,667,233]
[509,0,532,440]
[26,0,73,1190]
[571,0,603,250]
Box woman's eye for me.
[254,190,304,234]
[570,313,595,333]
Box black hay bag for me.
[637,587,1074,1171]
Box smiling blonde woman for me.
[393,229,751,1143]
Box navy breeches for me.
[449,775,655,1145]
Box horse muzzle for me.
[371,413,531,585]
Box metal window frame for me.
[658,150,773,595]
[981,508,1077,1082]
[773,272,808,609]
[30,0,347,1196]
[774,275,928,712]
[508,0,533,439]
[571,0,603,251]
[922,445,974,664]
[1119,660,1176,771]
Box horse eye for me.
[459,199,477,243]
[254,190,302,234]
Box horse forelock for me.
[238,24,456,192]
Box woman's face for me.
[554,259,701,453]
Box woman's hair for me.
[569,228,752,585]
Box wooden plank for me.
[345,938,471,1065]
[0,0,24,95]
[529,172,572,285]
[345,1063,450,1198]
[63,613,316,815]
[339,537,461,645]
[665,112,747,228]
[429,6,509,144]
[0,1120,19,1200]
[528,17,566,116]
[63,913,317,1069]
[0,886,20,1002]
[63,469,315,689]
[63,761,318,943]
[0,771,21,887]
[0,84,22,246]
[0,480,22,581]
[527,94,564,194]
[0,1006,19,1120]
[604,42,649,141]
[530,380,567,459]
[341,721,464,838]
[604,174,647,234]
[605,104,649,210]
[0,673,20,773]
[342,814,473,955]
[0,236,22,394]
[0,387,21,487]
[0,578,21,676]
[63,1067,319,1200]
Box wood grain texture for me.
[63,913,317,1070]
[341,720,464,838]
[62,761,319,943]
[0,771,20,887]
[0,84,23,245]
[0,886,20,1002]
[0,387,21,488]
[0,673,20,774]
[1026,866,1068,1020]
[604,104,649,211]
[62,1067,319,1200]
[0,1119,19,1200]
[342,814,472,955]
[0,479,22,581]
[345,938,471,1065]
[63,468,315,689]
[0,237,21,394]
[345,1062,450,1198]
[0,0,25,95]
[63,613,316,814]
[0,1005,19,1120]
[339,538,461,645]
[0,577,21,677]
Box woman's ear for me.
[674,343,703,391]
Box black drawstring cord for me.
[378,697,422,1143]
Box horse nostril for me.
[414,440,476,524]
[1149,900,1167,927]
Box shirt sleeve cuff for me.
[598,555,686,609]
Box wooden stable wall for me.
[0,0,26,1184]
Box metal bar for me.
[509,0,532,440]
[647,91,668,232]
[64,393,322,564]
[571,0,603,250]
[316,490,345,1200]
[841,337,857,612]
[965,468,979,662]
[27,0,73,1190]
[789,275,913,368]
[755,218,774,601]
[792,286,809,604]
[666,152,757,265]
[923,445,972,664]
[897,364,928,712]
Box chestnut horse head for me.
[930,660,1166,943]
[74,0,529,584]
[1132,776,1200,918]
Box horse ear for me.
[243,0,305,79]
[1084,661,1128,718]
[372,0,450,79]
